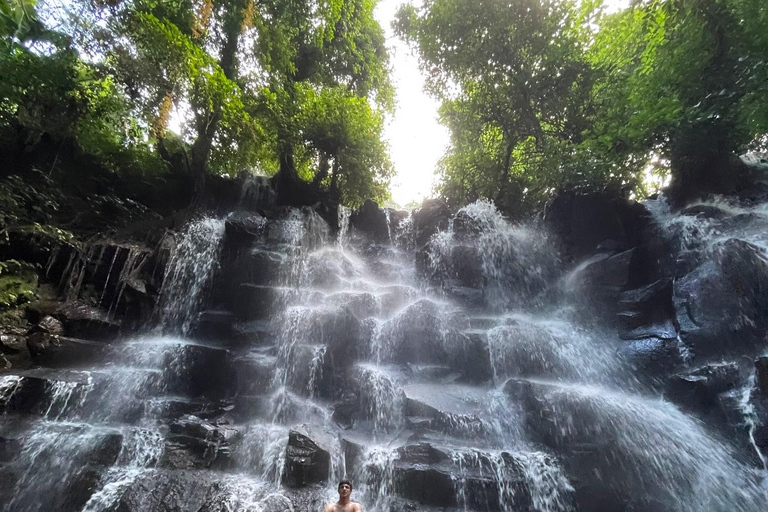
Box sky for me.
[374,0,448,207]
[374,0,631,207]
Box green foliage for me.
[0,259,38,309]
[398,0,768,212]
[397,0,605,214]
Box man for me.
[324,480,362,512]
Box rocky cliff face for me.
[1,182,768,512]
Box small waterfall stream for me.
[1,197,767,511]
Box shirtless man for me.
[324,480,362,512]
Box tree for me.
[396,0,601,214]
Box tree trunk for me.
[187,0,247,209]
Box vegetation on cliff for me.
[0,0,394,207]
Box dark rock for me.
[163,344,232,399]
[90,432,124,466]
[756,356,768,397]
[165,414,241,468]
[618,279,676,338]
[446,332,493,384]
[36,315,64,335]
[350,200,389,243]
[332,394,359,429]
[232,352,275,396]
[545,192,650,262]
[681,204,729,220]
[112,471,212,512]
[232,284,287,320]
[26,333,106,366]
[282,430,331,488]
[618,337,686,377]
[29,300,122,342]
[569,249,634,320]
[665,363,741,420]
[673,239,768,360]
[413,199,451,248]
[224,211,266,247]
[190,310,237,344]
[0,436,22,463]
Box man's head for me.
[338,480,352,497]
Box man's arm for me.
[323,505,335,512]
[352,503,362,512]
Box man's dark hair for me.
[338,480,352,490]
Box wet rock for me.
[404,384,491,438]
[618,279,676,339]
[756,356,768,397]
[350,200,389,243]
[233,284,286,320]
[673,238,768,360]
[224,211,266,247]
[228,249,287,289]
[332,394,359,429]
[413,199,451,248]
[382,299,451,364]
[545,192,650,262]
[282,430,331,488]
[446,332,493,384]
[163,344,232,399]
[570,249,634,319]
[681,204,729,220]
[90,432,124,465]
[29,300,121,342]
[665,363,741,419]
[165,414,241,468]
[113,471,212,512]
[232,352,275,396]
[618,337,686,377]
[0,436,22,463]
[190,310,237,344]
[36,315,64,335]
[26,333,106,366]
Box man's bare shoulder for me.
[351,503,363,512]
[323,504,336,512]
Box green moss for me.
[0,260,39,309]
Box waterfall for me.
[158,218,226,335]
[3,199,768,511]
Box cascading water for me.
[3,197,768,512]
[158,218,226,335]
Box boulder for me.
[190,310,237,344]
[545,192,650,262]
[112,470,212,512]
[673,239,768,360]
[568,249,634,320]
[29,300,121,342]
[617,336,686,377]
[617,279,676,340]
[233,284,288,320]
[164,414,241,469]
[350,200,389,243]
[756,356,768,397]
[224,211,266,247]
[281,430,331,488]
[412,200,451,248]
[26,333,106,366]
[680,204,729,220]
[665,363,741,421]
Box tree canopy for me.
[397,0,768,213]
[0,0,395,207]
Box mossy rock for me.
[0,260,39,309]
